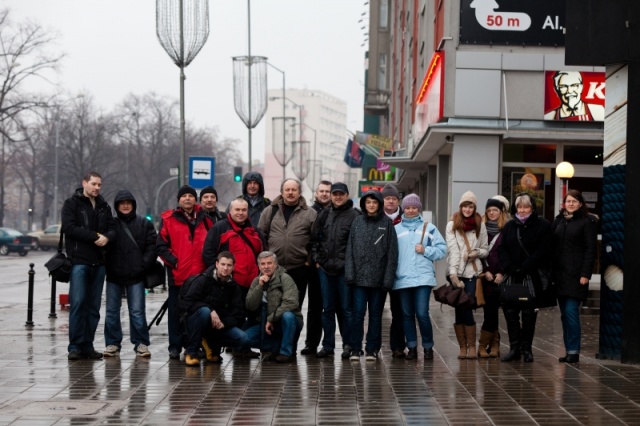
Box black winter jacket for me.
[106,190,158,285]
[311,199,360,275]
[499,211,552,305]
[61,188,116,265]
[551,210,598,301]
[241,171,270,226]
[345,191,398,290]
[178,265,246,329]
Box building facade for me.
[364,0,605,231]
[263,89,352,201]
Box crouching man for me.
[245,251,303,363]
[178,251,248,366]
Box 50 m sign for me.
[460,0,565,46]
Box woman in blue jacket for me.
[394,194,447,361]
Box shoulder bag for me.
[433,283,475,310]
[514,226,556,308]
[460,230,485,308]
[44,230,72,283]
[499,274,536,306]
[120,220,165,289]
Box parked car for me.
[0,228,34,256]
[28,224,61,251]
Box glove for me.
[450,275,464,288]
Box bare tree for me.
[0,8,63,225]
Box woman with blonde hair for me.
[446,191,488,359]
[478,196,510,358]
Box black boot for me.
[405,347,418,360]
[501,308,521,362]
[522,348,534,362]
[559,353,579,363]
[521,309,537,363]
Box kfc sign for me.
[460,0,566,46]
[544,71,605,122]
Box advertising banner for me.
[459,0,565,46]
[544,71,605,122]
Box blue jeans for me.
[185,307,248,355]
[245,311,302,356]
[105,281,150,351]
[352,287,386,352]
[398,286,434,350]
[68,264,105,353]
[454,277,476,326]
[167,285,183,353]
[318,268,353,350]
[558,296,582,354]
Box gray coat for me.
[345,191,398,290]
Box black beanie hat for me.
[199,185,217,201]
[177,185,197,201]
[485,198,505,211]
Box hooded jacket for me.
[551,209,598,301]
[345,191,398,290]
[311,198,360,275]
[156,204,212,286]
[246,265,302,324]
[258,194,317,270]
[61,187,117,265]
[241,171,270,226]
[106,190,158,285]
[394,213,447,290]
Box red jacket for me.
[156,205,212,286]
[202,218,263,288]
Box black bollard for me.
[49,275,57,319]
[26,263,35,327]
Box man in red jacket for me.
[157,185,213,360]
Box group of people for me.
[61,170,597,366]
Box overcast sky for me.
[6,0,367,163]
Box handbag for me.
[515,227,556,307]
[499,274,536,306]
[460,231,485,308]
[119,220,165,289]
[44,231,72,283]
[434,283,475,309]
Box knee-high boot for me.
[454,324,467,359]
[501,308,521,362]
[521,309,537,362]
[465,325,477,359]
[478,329,493,358]
[489,330,500,358]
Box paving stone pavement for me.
[0,279,639,425]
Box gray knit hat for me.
[381,183,400,199]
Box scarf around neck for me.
[485,219,500,237]
[515,213,531,223]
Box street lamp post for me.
[266,62,287,179]
[556,161,575,208]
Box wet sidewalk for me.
[0,282,639,425]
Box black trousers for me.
[287,265,322,349]
[502,306,537,351]
[389,290,406,351]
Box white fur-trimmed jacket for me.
[445,221,489,278]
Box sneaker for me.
[68,351,83,360]
[392,350,406,359]
[300,346,317,355]
[424,348,434,360]
[84,350,104,360]
[103,345,120,357]
[365,351,378,361]
[185,353,200,366]
[275,354,293,363]
[136,344,151,357]
[169,349,181,360]
[341,345,352,359]
[315,349,335,358]
[350,350,364,361]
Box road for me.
[0,249,68,309]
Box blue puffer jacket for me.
[394,215,447,290]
